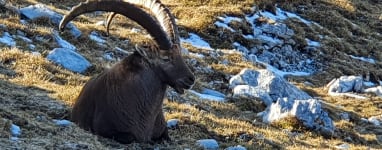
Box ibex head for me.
[59,0,194,94]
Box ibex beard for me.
[59,0,195,144]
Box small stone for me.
[53,119,72,127]
[238,133,251,142]
[20,4,81,38]
[344,137,353,142]
[47,48,91,73]
[368,116,381,126]
[0,32,16,47]
[364,86,382,97]
[254,133,265,140]
[17,35,33,43]
[16,30,26,36]
[10,124,21,137]
[201,88,225,98]
[180,33,213,50]
[52,31,76,51]
[167,119,179,129]
[360,118,368,123]
[303,81,314,87]
[339,112,350,121]
[334,143,350,150]
[36,116,48,122]
[233,42,249,54]
[225,145,246,150]
[196,139,219,150]
[95,21,105,26]
[89,31,106,44]
[103,52,114,61]
[188,90,226,102]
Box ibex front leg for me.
[152,112,171,143]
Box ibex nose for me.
[180,76,195,88]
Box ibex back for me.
[59,0,194,144]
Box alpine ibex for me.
[59,0,195,144]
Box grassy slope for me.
[0,0,382,149]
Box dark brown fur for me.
[61,0,195,144]
[72,49,194,143]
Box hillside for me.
[0,0,382,149]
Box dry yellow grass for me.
[0,48,86,105]
[163,0,255,31]
[324,0,356,12]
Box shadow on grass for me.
[175,118,285,149]
[0,78,132,149]
[0,79,67,146]
[173,97,290,149]
[322,103,382,149]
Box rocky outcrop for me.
[262,98,334,136]
[214,7,323,75]
[230,69,311,106]
[230,68,334,135]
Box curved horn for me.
[105,12,117,36]
[59,0,172,50]
[106,0,180,46]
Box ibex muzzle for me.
[59,0,194,144]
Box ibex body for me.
[59,0,194,144]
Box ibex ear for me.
[134,45,148,57]
[171,44,182,55]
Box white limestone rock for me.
[327,76,363,93]
[230,69,311,106]
[47,48,91,73]
[196,139,219,150]
[262,98,334,135]
[167,119,179,129]
[20,4,81,38]
[326,76,367,99]
[229,69,259,87]
[364,86,382,97]
[368,115,382,126]
[53,119,72,127]
[201,88,225,98]
[10,124,21,137]
[0,32,16,47]
[225,145,247,150]
[52,31,76,51]
[189,90,226,102]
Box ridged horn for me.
[59,0,172,50]
[105,12,117,36]
[106,0,180,46]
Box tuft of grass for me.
[271,116,307,132]
[322,0,356,12]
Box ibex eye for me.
[162,56,171,62]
